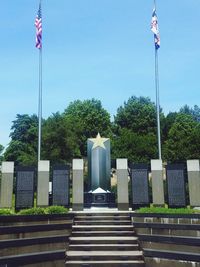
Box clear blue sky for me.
[1,0,200,148]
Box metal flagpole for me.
[38,46,42,162]
[155,44,162,159]
[154,0,162,159]
[37,0,42,162]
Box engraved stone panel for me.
[52,165,70,207]
[166,164,186,208]
[15,167,35,210]
[131,163,150,209]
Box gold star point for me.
[92,133,108,150]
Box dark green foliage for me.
[180,104,200,122]
[163,114,198,161]
[18,207,46,215]
[46,206,68,214]
[112,128,157,163]
[112,96,160,162]
[2,96,200,164]
[64,99,112,156]
[0,209,14,215]
[162,112,178,140]
[42,112,81,163]
[16,206,68,215]
[137,207,199,214]
[0,144,4,164]
[4,114,38,165]
[114,96,158,134]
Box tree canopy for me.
[4,114,38,165]
[64,99,112,156]
[2,96,200,165]
[114,96,162,134]
[0,144,4,164]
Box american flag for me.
[151,8,160,49]
[35,3,42,49]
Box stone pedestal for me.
[84,188,115,208]
[187,160,200,207]
[72,159,84,211]
[0,162,14,208]
[37,160,50,207]
[117,159,129,210]
[151,159,165,206]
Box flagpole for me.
[154,0,162,160]
[38,46,42,162]
[37,0,42,162]
[155,45,162,159]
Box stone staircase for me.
[65,212,145,266]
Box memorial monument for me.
[85,133,115,207]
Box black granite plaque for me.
[131,163,150,209]
[166,164,186,208]
[52,165,70,207]
[15,166,35,210]
[94,194,106,203]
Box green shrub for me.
[137,207,198,214]
[18,207,46,215]
[46,206,68,214]
[0,209,14,215]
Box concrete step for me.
[74,215,130,221]
[74,220,131,225]
[71,212,131,217]
[66,212,144,266]
[68,244,139,251]
[69,236,139,245]
[71,231,135,237]
[66,250,143,261]
[65,260,145,266]
[72,225,134,232]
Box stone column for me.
[37,160,50,207]
[151,159,165,206]
[0,162,14,208]
[117,159,129,210]
[72,159,84,211]
[187,160,200,207]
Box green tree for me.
[180,104,200,122]
[163,114,198,161]
[163,112,178,141]
[112,128,157,163]
[114,96,163,134]
[64,99,112,156]
[4,114,38,165]
[112,96,164,161]
[42,112,81,163]
[0,144,4,163]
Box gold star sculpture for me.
[91,133,109,150]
